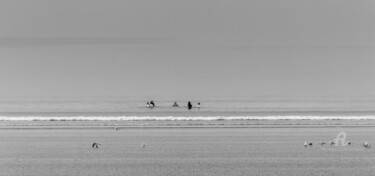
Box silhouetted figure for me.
[150,100,155,107]
[92,142,101,149]
[187,101,192,110]
[173,101,179,107]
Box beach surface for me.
[1,124,375,176]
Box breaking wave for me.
[1,116,375,121]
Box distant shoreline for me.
[2,124,375,130]
[2,119,375,129]
[1,115,375,121]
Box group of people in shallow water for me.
[147,100,201,110]
[146,100,155,108]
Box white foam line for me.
[1,116,375,121]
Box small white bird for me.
[141,143,146,148]
[304,141,308,147]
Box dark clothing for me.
[187,102,192,110]
[150,101,155,107]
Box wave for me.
[1,116,375,121]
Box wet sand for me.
[1,126,375,176]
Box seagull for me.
[92,142,101,149]
[304,141,308,147]
[319,142,326,146]
[140,143,146,148]
[363,142,371,148]
[329,141,335,146]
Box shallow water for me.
[1,96,375,120]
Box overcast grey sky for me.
[0,0,374,98]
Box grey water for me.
[1,96,375,119]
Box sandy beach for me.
[1,123,375,176]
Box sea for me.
[1,96,375,121]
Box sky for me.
[0,0,374,99]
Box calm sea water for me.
[1,96,375,120]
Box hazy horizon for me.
[1,0,374,99]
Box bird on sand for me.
[92,142,101,149]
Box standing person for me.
[187,101,192,110]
